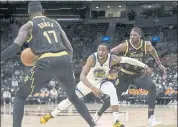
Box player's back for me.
[27,16,67,55]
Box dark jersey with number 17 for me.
[26,16,67,55]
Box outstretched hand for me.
[142,66,153,75]
[91,87,103,97]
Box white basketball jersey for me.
[87,52,111,81]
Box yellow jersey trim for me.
[144,41,147,54]
[38,51,68,60]
[124,40,129,56]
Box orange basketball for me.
[21,48,39,66]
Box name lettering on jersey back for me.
[38,22,54,29]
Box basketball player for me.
[40,43,152,127]
[93,27,166,126]
[1,2,97,127]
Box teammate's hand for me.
[91,87,103,96]
[158,64,166,72]
[143,66,153,75]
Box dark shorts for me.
[116,70,154,100]
[16,51,76,99]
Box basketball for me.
[21,48,39,66]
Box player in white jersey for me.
[40,43,151,127]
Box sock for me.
[148,109,154,119]
[113,112,119,123]
[13,97,26,127]
[51,98,72,117]
[97,97,110,116]
[51,106,61,117]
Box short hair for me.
[28,2,43,14]
[131,27,143,36]
[97,43,110,51]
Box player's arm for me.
[80,55,103,96]
[80,55,95,90]
[110,42,127,55]
[54,21,73,58]
[111,55,148,68]
[146,41,166,71]
[1,22,32,61]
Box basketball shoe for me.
[113,120,125,127]
[93,112,124,127]
[40,113,53,124]
[148,115,162,127]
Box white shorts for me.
[76,79,116,99]
[56,79,118,111]
[75,79,101,98]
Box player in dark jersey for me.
[1,2,97,127]
[93,27,166,126]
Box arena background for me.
[1,1,177,106]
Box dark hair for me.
[28,2,43,14]
[98,43,110,51]
[131,27,143,36]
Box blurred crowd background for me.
[1,1,177,106]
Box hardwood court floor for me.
[1,104,177,127]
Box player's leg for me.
[94,73,131,122]
[59,77,96,127]
[93,82,129,123]
[133,74,161,126]
[49,81,92,118]
[100,81,125,127]
[49,55,96,127]
[40,81,96,125]
[13,65,52,127]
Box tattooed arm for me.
[146,41,166,71]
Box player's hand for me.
[158,64,166,72]
[142,66,153,75]
[91,87,103,97]
[108,68,118,80]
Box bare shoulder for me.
[145,41,152,45]
[119,41,129,52]
[88,54,95,60]
[18,21,33,33]
[122,40,128,45]
[23,21,33,28]
[145,40,154,51]
[120,41,128,48]
[111,40,128,54]
[86,54,95,66]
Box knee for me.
[109,87,117,97]
[105,86,118,105]
[103,82,116,95]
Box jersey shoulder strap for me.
[124,40,129,56]
[91,53,97,67]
